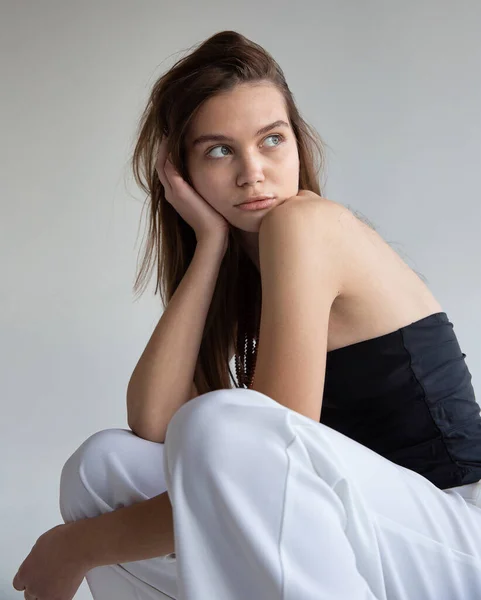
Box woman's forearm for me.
[69,490,175,570]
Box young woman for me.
[14,30,481,600]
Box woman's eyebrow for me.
[191,119,290,147]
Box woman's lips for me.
[236,197,277,211]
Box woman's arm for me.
[127,237,227,443]
[69,490,175,570]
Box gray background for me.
[2,1,480,598]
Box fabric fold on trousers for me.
[162,388,481,600]
[59,388,481,600]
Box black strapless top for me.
[321,312,481,490]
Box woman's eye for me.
[206,134,284,159]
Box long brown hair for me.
[130,30,330,394]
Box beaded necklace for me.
[233,240,262,389]
[234,318,260,389]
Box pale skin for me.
[184,80,301,270]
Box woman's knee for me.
[165,391,242,449]
[59,428,135,522]
[164,389,288,471]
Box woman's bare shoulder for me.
[325,200,443,349]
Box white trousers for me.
[59,388,481,599]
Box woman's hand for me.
[156,136,230,250]
[12,523,89,600]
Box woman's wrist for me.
[55,521,96,572]
[196,231,229,255]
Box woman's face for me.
[184,82,300,234]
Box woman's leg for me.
[162,388,481,600]
[59,428,178,600]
